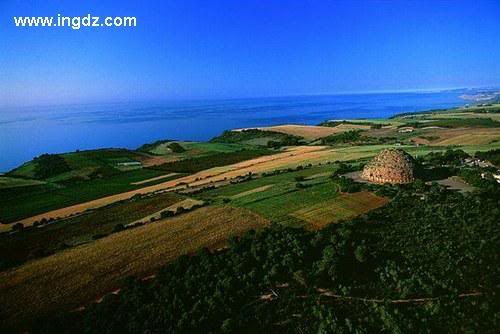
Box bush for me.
[160,210,175,218]
[167,142,186,153]
[33,154,71,179]
[11,223,24,232]
[113,224,125,232]
[320,130,363,145]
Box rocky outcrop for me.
[361,149,415,184]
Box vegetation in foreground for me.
[31,183,499,334]
[0,206,269,331]
[0,192,185,270]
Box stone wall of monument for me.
[361,149,415,184]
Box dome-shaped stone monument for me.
[361,149,415,184]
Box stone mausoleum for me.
[361,149,415,184]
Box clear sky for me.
[0,0,499,106]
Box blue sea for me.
[0,91,466,172]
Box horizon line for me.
[1,85,498,110]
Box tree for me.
[11,223,24,232]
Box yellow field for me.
[0,206,269,329]
[253,124,370,140]
[408,127,500,146]
[432,129,500,145]
[291,191,388,229]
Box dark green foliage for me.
[459,168,498,189]
[113,224,125,232]
[318,120,388,128]
[475,149,500,166]
[160,210,175,218]
[149,149,272,173]
[266,134,302,149]
[422,149,469,166]
[320,130,363,145]
[11,223,24,232]
[167,142,186,153]
[137,140,173,153]
[403,118,500,128]
[211,129,304,147]
[330,176,362,193]
[34,184,499,333]
[32,154,71,179]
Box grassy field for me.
[0,192,185,269]
[9,148,154,180]
[139,140,252,158]
[196,164,336,199]
[196,164,386,227]
[0,206,269,330]
[0,176,46,189]
[0,168,172,224]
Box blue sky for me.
[0,0,499,106]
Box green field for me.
[0,176,46,189]
[9,148,150,181]
[0,169,179,223]
[139,140,254,157]
[197,164,362,226]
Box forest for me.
[31,180,499,333]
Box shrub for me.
[167,142,186,153]
[113,224,125,232]
[160,210,175,218]
[11,223,24,232]
[33,153,71,179]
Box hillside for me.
[0,106,499,332]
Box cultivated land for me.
[0,192,185,269]
[2,141,499,231]
[0,206,269,329]
[1,104,499,332]
[290,191,388,229]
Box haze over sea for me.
[0,91,466,171]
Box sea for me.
[0,91,467,172]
